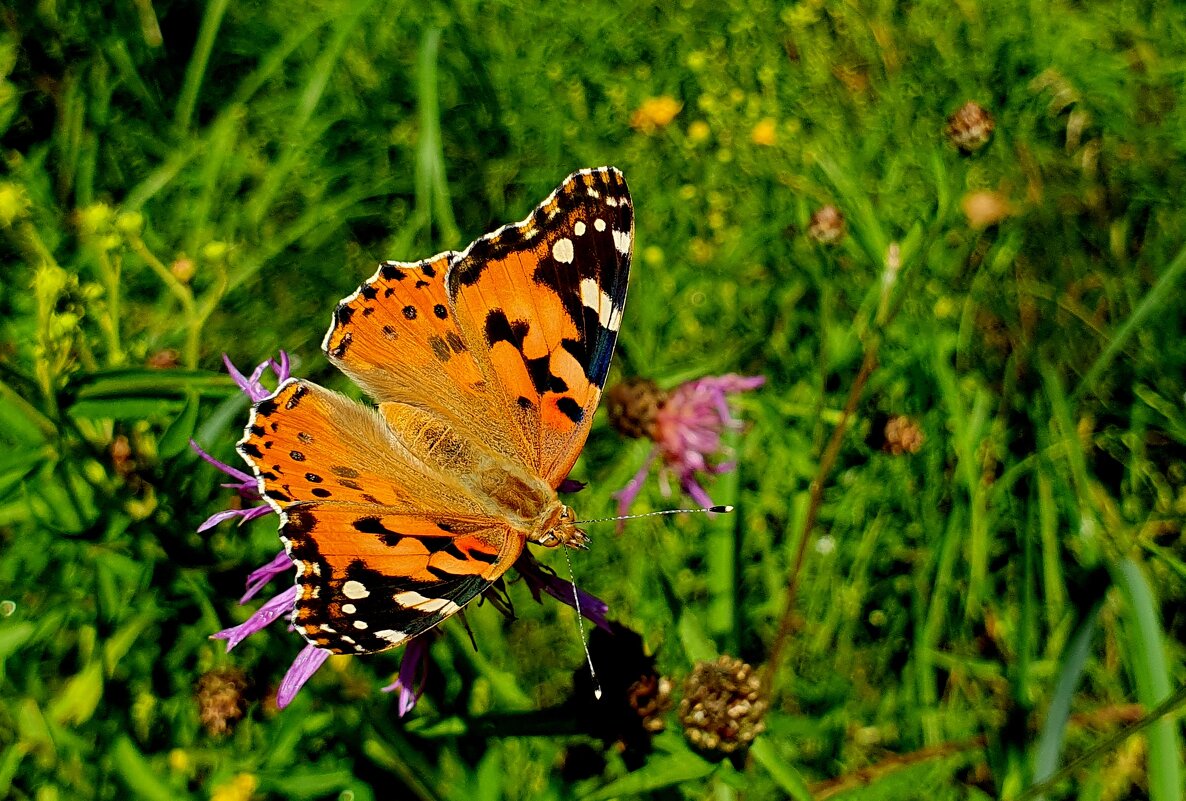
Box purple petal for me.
[197,508,251,533]
[612,449,658,527]
[196,503,272,533]
[380,636,431,717]
[211,585,298,652]
[190,439,254,484]
[681,475,716,511]
[271,351,291,382]
[276,643,331,709]
[516,553,611,632]
[241,551,293,603]
[223,354,254,396]
[557,478,587,494]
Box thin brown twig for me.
[760,343,879,694]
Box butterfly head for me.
[532,503,589,550]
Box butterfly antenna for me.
[578,505,733,526]
[562,543,602,701]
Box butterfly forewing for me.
[447,166,633,485]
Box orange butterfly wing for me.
[447,166,633,485]
[238,380,527,654]
[283,505,523,654]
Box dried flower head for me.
[570,623,671,768]
[883,415,924,455]
[946,101,995,153]
[607,377,668,440]
[629,673,674,734]
[195,667,249,737]
[808,205,845,245]
[678,655,767,755]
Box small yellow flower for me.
[210,773,258,801]
[202,240,229,261]
[115,211,144,235]
[76,203,113,236]
[687,120,711,144]
[0,182,29,227]
[631,96,682,134]
[751,118,777,146]
[168,749,190,774]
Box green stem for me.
[174,0,231,132]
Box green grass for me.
[3,1,1186,799]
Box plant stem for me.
[761,342,879,695]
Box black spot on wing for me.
[556,396,585,424]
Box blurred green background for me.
[2,1,1185,799]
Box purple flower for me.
[190,352,291,532]
[380,635,432,717]
[613,374,764,520]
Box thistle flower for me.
[610,374,764,520]
[200,353,612,713]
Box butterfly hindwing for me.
[282,504,525,654]
[446,166,633,485]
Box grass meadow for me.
[2,1,1186,799]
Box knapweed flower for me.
[608,374,764,520]
[198,353,612,713]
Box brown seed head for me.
[678,655,767,755]
[808,205,845,245]
[947,101,995,153]
[607,377,668,440]
[196,667,249,737]
[883,415,924,455]
[628,673,673,733]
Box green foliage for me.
[2,0,1185,799]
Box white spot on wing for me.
[594,218,606,232]
[342,580,369,599]
[342,603,356,614]
[574,220,586,236]
[353,620,368,630]
[375,629,407,644]
[393,590,463,615]
[608,303,624,332]
[606,196,620,207]
[613,229,631,255]
[580,278,615,330]
[552,237,575,264]
[587,187,600,198]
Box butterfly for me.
[236,167,632,655]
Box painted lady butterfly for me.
[236,167,632,655]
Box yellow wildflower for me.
[751,118,777,146]
[631,96,682,133]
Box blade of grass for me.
[1032,600,1101,791]
[1110,557,1182,801]
[1073,242,1186,401]
[173,0,231,133]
